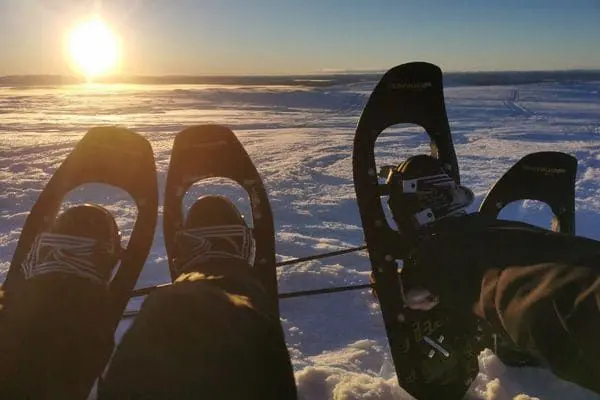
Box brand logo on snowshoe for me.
[389,82,433,91]
[522,165,566,175]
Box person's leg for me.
[0,204,120,399]
[100,196,297,399]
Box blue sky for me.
[1,0,599,75]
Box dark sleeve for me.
[405,215,600,393]
[476,253,600,394]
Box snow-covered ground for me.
[1,75,600,399]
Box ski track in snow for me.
[2,80,600,399]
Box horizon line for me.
[2,67,600,80]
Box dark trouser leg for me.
[100,264,297,399]
[0,275,114,399]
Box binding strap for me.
[174,224,255,275]
[21,233,114,285]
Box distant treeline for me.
[2,69,600,88]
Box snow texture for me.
[1,74,600,399]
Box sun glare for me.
[68,18,119,80]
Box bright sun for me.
[68,18,119,79]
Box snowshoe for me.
[353,62,482,400]
[5,126,158,331]
[163,125,278,315]
[480,151,578,367]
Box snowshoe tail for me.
[5,127,158,330]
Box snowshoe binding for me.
[172,195,256,276]
[386,154,474,238]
